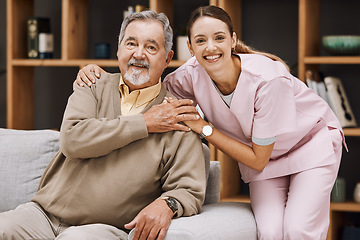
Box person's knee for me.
[57,224,128,240]
[257,223,283,240]
[284,220,328,240]
[0,215,19,240]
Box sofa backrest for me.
[0,128,60,212]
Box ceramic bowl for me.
[322,35,360,55]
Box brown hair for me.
[187,5,289,71]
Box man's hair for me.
[118,10,173,55]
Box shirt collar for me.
[119,75,162,108]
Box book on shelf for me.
[305,70,330,106]
[123,5,147,20]
[27,17,53,59]
[324,76,357,128]
[306,71,357,128]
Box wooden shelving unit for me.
[299,0,360,239]
[6,0,241,130]
[6,0,359,239]
[215,1,360,240]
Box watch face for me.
[166,197,178,213]
[203,125,213,136]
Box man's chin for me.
[128,80,149,86]
[124,76,150,86]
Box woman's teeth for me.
[205,54,220,60]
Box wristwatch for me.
[199,123,214,139]
[162,197,178,216]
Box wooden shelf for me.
[331,201,360,212]
[304,56,360,64]
[343,128,360,137]
[10,59,186,68]
[221,194,251,203]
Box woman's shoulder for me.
[239,54,290,81]
[164,57,202,82]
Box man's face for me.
[117,19,173,91]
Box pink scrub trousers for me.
[249,128,343,240]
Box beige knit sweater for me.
[32,73,206,230]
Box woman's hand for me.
[73,64,105,90]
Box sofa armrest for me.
[204,161,220,205]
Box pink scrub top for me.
[164,54,346,183]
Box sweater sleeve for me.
[60,76,148,160]
[159,131,207,217]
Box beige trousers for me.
[0,202,128,240]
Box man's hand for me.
[124,199,174,240]
[143,98,200,133]
[164,97,207,134]
[73,64,105,90]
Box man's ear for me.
[165,50,174,66]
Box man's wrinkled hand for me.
[124,199,174,240]
[143,98,200,133]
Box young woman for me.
[76,6,345,240]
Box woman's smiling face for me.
[188,16,236,72]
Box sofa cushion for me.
[129,202,257,240]
[0,128,60,212]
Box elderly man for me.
[0,10,206,240]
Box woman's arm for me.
[164,97,274,171]
[73,64,106,89]
[188,117,273,171]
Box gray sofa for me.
[0,128,257,239]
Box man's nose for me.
[133,46,146,59]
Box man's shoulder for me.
[97,72,121,85]
[164,89,177,99]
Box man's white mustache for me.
[127,58,150,69]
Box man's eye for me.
[126,42,136,47]
[147,45,157,52]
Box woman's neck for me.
[209,54,241,95]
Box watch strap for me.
[161,196,178,216]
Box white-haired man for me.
[0,10,206,240]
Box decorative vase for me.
[354,182,360,203]
[331,177,346,202]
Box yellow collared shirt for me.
[119,76,161,116]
